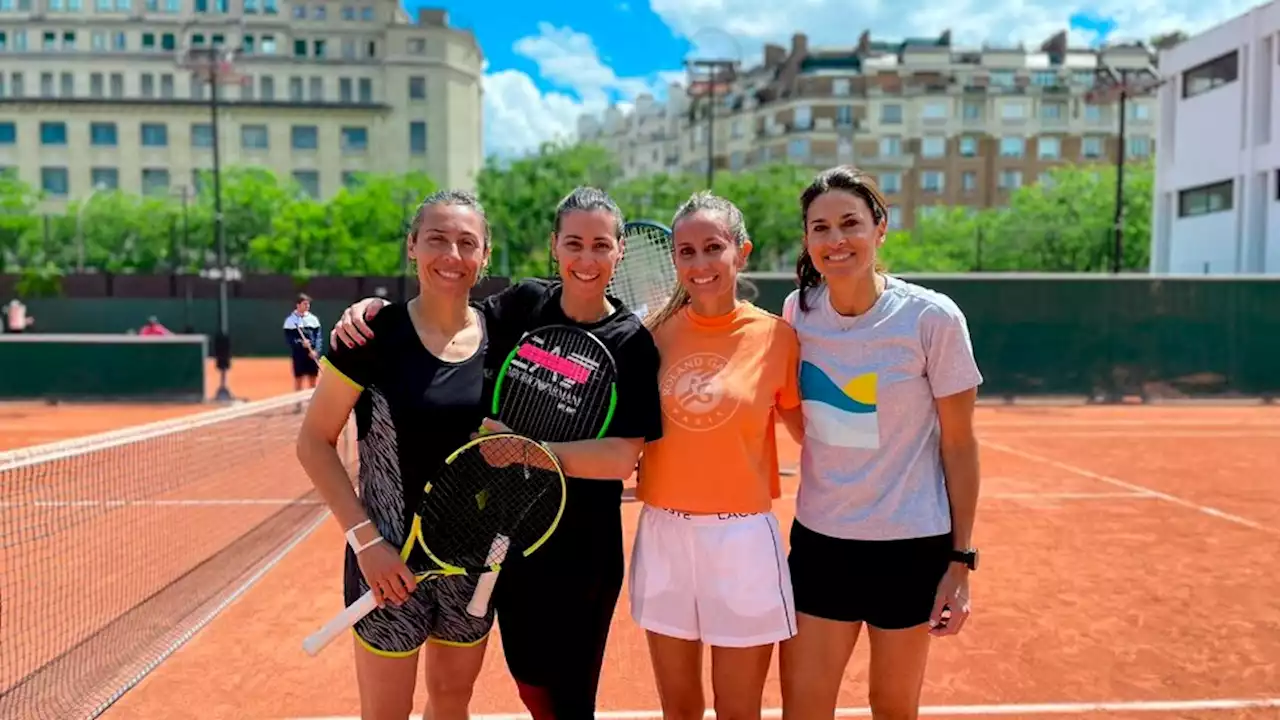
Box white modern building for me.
[1150,0,1280,274]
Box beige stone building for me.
[0,3,483,208]
[578,30,1159,229]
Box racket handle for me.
[302,590,378,656]
[466,572,499,618]
[466,534,510,618]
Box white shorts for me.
[628,505,797,648]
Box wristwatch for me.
[950,548,979,571]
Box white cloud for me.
[482,23,677,160]
[650,0,1266,63]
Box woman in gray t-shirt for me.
[779,165,984,719]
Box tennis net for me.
[0,390,356,720]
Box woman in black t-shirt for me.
[329,187,665,719]
[297,190,499,719]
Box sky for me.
[409,0,1269,160]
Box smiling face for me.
[407,203,489,297]
[672,210,751,311]
[803,188,885,282]
[552,209,622,298]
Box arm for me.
[295,371,380,548]
[544,437,644,480]
[936,388,979,551]
[777,405,804,445]
[776,324,804,445]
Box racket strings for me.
[497,329,617,442]
[611,225,677,317]
[418,437,562,570]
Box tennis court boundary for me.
[293,695,1280,719]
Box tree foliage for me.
[0,147,1153,281]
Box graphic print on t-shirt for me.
[799,361,879,449]
[660,352,740,431]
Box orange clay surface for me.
[9,393,1280,719]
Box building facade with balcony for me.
[0,3,483,206]
[1150,0,1280,274]
[578,30,1159,229]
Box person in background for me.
[138,316,172,336]
[3,298,34,334]
[285,293,323,391]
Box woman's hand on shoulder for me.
[330,297,390,349]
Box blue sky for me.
[404,0,1256,159]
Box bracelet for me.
[345,520,382,553]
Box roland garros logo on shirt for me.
[660,352,739,431]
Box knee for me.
[426,664,480,707]
[713,696,762,720]
[867,691,919,720]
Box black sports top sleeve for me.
[320,311,386,390]
[605,327,663,443]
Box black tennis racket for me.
[302,432,566,656]
[490,324,620,442]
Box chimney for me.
[791,32,808,57]
[939,29,952,46]
[857,31,871,53]
[416,8,447,26]
[764,43,785,67]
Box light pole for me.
[178,38,243,402]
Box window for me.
[920,170,944,193]
[1040,102,1065,119]
[879,136,901,157]
[788,138,810,159]
[191,123,213,148]
[887,206,903,229]
[880,104,902,124]
[409,121,426,154]
[40,122,67,145]
[0,123,15,144]
[260,76,275,100]
[998,170,1022,189]
[1000,102,1025,119]
[294,39,306,57]
[161,74,175,98]
[408,76,425,100]
[793,105,812,130]
[1038,137,1060,159]
[293,170,319,197]
[41,167,69,196]
[141,123,168,147]
[920,136,945,158]
[242,124,269,149]
[289,76,303,101]
[921,101,947,119]
[1182,51,1238,98]
[833,79,850,96]
[989,70,1015,86]
[141,73,155,97]
[1177,180,1233,216]
[339,78,353,102]
[358,78,372,102]
[962,101,981,120]
[959,136,977,156]
[879,172,901,194]
[836,105,853,127]
[309,76,323,100]
[91,167,118,190]
[1126,136,1151,158]
[998,137,1023,157]
[90,122,117,146]
[1083,136,1104,158]
[141,168,170,195]
[962,171,977,191]
[291,125,318,149]
[340,126,367,152]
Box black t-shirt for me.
[474,278,664,489]
[322,302,488,541]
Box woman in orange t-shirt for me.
[631,190,804,719]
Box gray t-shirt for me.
[782,276,983,541]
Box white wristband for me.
[345,520,383,553]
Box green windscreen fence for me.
[0,334,207,402]
[745,274,1280,400]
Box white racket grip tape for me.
[465,534,510,618]
[302,589,378,656]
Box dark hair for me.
[795,165,889,313]
[408,189,490,246]
[645,190,749,330]
[553,186,625,238]
[295,293,311,305]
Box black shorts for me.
[788,520,952,630]
[292,355,319,378]
[493,479,625,718]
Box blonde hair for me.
[644,191,749,330]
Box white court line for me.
[0,498,323,508]
[982,440,1278,536]
[292,696,1280,719]
[776,492,1151,502]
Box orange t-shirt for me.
[636,302,801,514]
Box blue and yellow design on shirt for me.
[799,362,879,449]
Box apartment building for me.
[578,30,1159,228]
[0,3,483,207]
[1150,0,1280,274]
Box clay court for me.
[3,358,1280,719]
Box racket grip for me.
[466,572,499,618]
[302,590,378,657]
[465,533,510,618]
